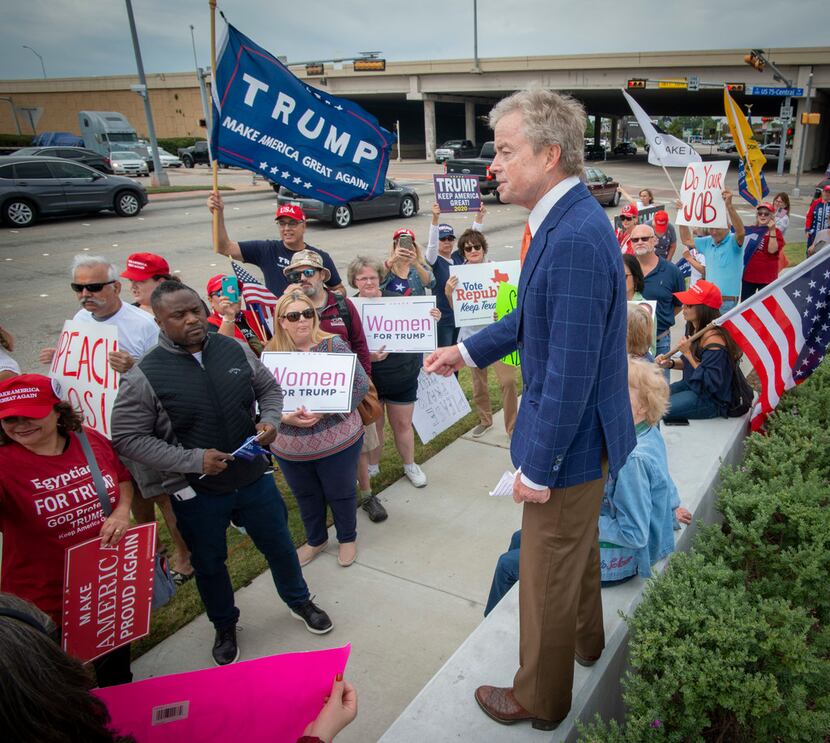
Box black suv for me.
[0,157,148,227]
[13,146,114,174]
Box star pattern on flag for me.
[281,170,290,179]
[335,105,343,111]
[270,166,278,175]
[259,161,268,170]
[789,274,830,379]
[293,177,302,184]
[303,181,312,189]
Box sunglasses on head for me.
[286,268,317,282]
[71,280,116,293]
[463,244,483,252]
[281,308,316,322]
[629,236,652,243]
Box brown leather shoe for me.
[474,685,561,731]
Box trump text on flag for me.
[433,174,481,213]
[49,320,119,438]
[62,523,156,664]
[449,261,521,327]
[675,161,730,229]
[351,296,437,353]
[260,351,357,414]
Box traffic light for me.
[744,50,766,72]
[726,82,745,93]
[627,79,646,89]
[354,58,386,72]
[305,63,324,76]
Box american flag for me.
[714,248,830,431]
[231,261,278,309]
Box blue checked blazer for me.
[464,181,635,488]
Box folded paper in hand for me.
[489,471,516,497]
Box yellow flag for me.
[723,88,767,204]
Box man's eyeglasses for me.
[280,308,315,322]
[629,236,652,243]
[71,281,116,293]
[463,245,484,253]
[277,219,301,228]
[286,268,317,283]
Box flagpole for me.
[209,0,219,253]
[659,162,682,201]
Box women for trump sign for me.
[260,352,357,413]
[351,296,437,353]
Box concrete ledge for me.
[380,414,748,742]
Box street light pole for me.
[124,0,168,186]
[21,45,46,79]
[793,70,814,199]
[472,0,481,73]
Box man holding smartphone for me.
[207,194,345,296]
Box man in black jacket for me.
[111,282,332,666]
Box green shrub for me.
[580,553,830,742]
[157,137,206,152]
[0,133,34,147]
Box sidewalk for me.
[132,413,521,742]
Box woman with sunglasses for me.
[265,293,369,568]
[445,230,519,438]
[0,374,134,686]
[741,202,785,301]
[204,274,267,356]
[350,256,440,490]
[615,203,639,254]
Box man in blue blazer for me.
[425,88,635,730]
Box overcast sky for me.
[2,0,826,80]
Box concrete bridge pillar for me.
[424,97,437,162]
[465,101,476,143]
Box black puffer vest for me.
[139,334,268,494]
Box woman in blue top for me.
[380,227,435,297]
[656,280,740,420]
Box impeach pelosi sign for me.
[260,351,357,414]
[62,523,156,664]
[49,319,119,438]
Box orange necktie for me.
[520,223,532,265]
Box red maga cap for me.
[653,210,669,235]
[275,204,306,221]
[620,203,638,219]
[0,374,62,420]
[205,274,228,296]
[121,252,170,281]
[393,227,416,241]
[673,280,723,309]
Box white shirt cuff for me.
[520,473,548,491]
[458,342,477,368]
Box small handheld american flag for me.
[231,262,279,309]
[714,247,830,431]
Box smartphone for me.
[663,417,690,426]
[221,276,240,302]
[398,234,414,250]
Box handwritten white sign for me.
[412,367,471,444]
[260,352,356,414]
[448,260,521,328]
[675,161,730,229]
[350,296,437,353]
[49,320,120,438]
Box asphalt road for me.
[2,155,813,374]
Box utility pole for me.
[793,70,814,199]
[472,0,481,73]
[125,0,168,186]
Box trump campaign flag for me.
[713,247,830,431]
[211,23,396,204]
[724,87,769,206]
[622,90,701,167]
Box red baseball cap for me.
[0,374,62,420]
[275,204,306,222]
[393,227,416,241]
[822,185,830,192]
[121,252,170,281]
[674,280,723,309]
[653,210,669,235]
[205,274,227,296]
[620,203,638,219]
[756,202,774,212]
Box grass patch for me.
[132,366,517,656]
[145,185,235,195]
[783,240,807,267]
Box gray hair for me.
[70,254,118,281]
[347,255,384,289]
[489,87,586,177]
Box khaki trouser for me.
[470,361,518,434]
[512,464,608,722]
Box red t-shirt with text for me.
[0,428,130,623]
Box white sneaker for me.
[367,464,380,478]
[404,463,427,488]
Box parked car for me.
[584,143,607,161]
[274,179,418,228]
[581,166,620,206]
[156,148,183,168]
[178,141,211,168]
[12,146,113,174]
[0,156,148,227]
[109,151,149,177]
[760,143,788,157]
[434,139,478,164]
[445,141,499,200]
[613,142,637,156]
[717,140,737,153]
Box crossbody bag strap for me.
[75,429,113,517]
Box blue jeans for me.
[666,380,722,420]
[720,299,737,314]
[655,332,671,381]
[171,474,310,630]
[436,323,459,349]
[276,437,362,546]
[484,529,521,616]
